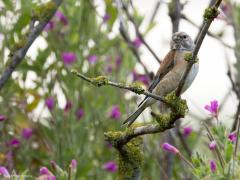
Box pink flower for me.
[103,14,110,23]
[204,100,219,118]
[0,166,10,178]
[0,115,6,122]
[106,65,113,73]
[55,11,68,25]
[110,106,121,120]
[228,132,237,143]
[45,97,55,110]
[39,167,55,180]
[9,138,21,148]
[44,21,55,31]
[64,101,72,112]
[87,55,98,64]
[132,37,142,48]
[61,52,77,65]
[131,71,150,86]
[210,160,217,172]
[115,55,122,69]
[161,143,179,154]
[70,159,77,169]
[102,161,117,172]
[21,128,33,140]
[183,126,192,138]
[209,140,217,150]
[76,108,84,119]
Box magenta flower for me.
[64,101,72,112]
[132,37,142,48]
[204,100,219,118]
[228,132,237,143]
[106,65,113,73]
[0,166,10,178]
[70,159,77,169]
[161,143,179,154]
[138,75,150,86]
[44,21,55,31]
[210,160,217,172]
[76,108,84,119]
[21,128,33,140]
[61,52,77,65]
[183,126,192,138]
[0,115,6,122]
[103,14,110,23]
[87,55,98,64]
[39,167,55,180]
[115,55,122,68]
[209,140,217,150]
[9,138,21,148]
[45,97,55,110]
[102,161,117,172]
[55,11,68,25]
[110,105,121,120]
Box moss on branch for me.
[129,82,145,94]
[203,7,219,21]
[32,1,56,21]
[91,76,108,87]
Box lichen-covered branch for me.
[176,0,223,96]
[0,0,63,90]
[71,69,168,105]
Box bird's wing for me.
[138,50,176,107]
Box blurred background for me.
[0,0,239,179]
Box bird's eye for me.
[183,35,187,39]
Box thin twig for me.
[120,0,162,64]
[201,121,225,169]
[176,0,223,96]
[181,14,234,49]
[0,0,63,90]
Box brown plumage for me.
[123,32,199,126]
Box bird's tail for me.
[123,100,148,127]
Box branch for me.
[176,0,223,96]
[181,14,234,49]
[0,0,63,90]
[119,0,162,64]
[70,69,168,105]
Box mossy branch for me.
[71,69,169,105]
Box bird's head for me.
[170,32,195,51]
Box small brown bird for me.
[123,32,199,126]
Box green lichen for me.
[91,76,108,87]
[165,92,188,117]
[153,113,171,128]
[32,1,56,21]
[129,82,145,94]
[118,137,143,179]
[203,7,219,21]
[184,52,193,62]
[104,131,123,147]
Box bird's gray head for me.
[170,32,195,51]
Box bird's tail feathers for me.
[123,101,148,127]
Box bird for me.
[123,32,199,127]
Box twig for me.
[120,0,162,64]
[176,0,223,96]
[201,121,225,169]
[70,69,168,105]
[181,14,234,49]
[234,115,240,157]
[119,23,150,75]
[150,1,161,24]
[0,0,63,90]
